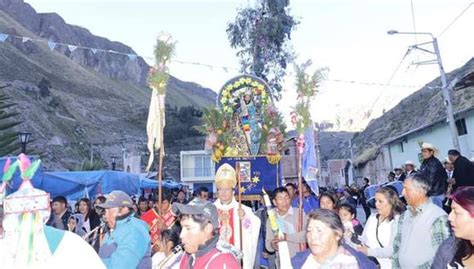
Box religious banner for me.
[216,156,282,196]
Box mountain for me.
[0,0,216,178]
[351,58,474,165]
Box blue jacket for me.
[292,195,319,214]
[99,214,151,269]
[291,243,377,269]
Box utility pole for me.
[388,30,460,151]
[432,37,460,151]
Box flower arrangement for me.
[199,75,286,164]
[220,77,269,115]
[291,62,326,153]
[147,34,175,94]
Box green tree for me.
[76,159,104,171]
[0,87,21,156]
[227,0,298,99]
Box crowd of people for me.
[1,143,473,269]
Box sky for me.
[25,0,474,131]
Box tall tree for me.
[0,87,21,156]
[227,0,298,100]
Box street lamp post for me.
[111,156,118,171]
[17,132,31,154]
[387,30,460,151]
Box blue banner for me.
[216,156,282,196]
[302,127,320,196]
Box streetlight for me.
[387,30,460,151]
[111,156,118,171]
[17,132,31,154]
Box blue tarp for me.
[0,157,180,200]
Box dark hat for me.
[448,149,460,156]
[172,199,219,228]
[52,196,67,205]
[97,191,134,209]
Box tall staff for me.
[290,62,325,250]
[146,34,175,215]
[236,162,244,267]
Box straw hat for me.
[404,160,416,167]
[215,163,237,189]
[421,142,439,155]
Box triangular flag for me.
[127,54,137,60]
[47,41,56,51]
[22,37,30,43]
[91,48,97,54]
[0,34,9,42]
[68,45,77,52]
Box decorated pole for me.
[236,162,244,266]
[290,61,325,250]
[146,34,175,215]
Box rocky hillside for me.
[351,58,474,165]
[319,131,354,162]
[0,0,216,178]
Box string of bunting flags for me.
[0,31,421,89]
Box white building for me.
[180,150,215,194]
[384,107,474,169]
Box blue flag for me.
[302,126,319,195]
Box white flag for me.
[145,90,165,171]
[68,45,77,52]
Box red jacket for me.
[179,248,240,269]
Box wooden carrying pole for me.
[157,96,165,216]
[297,141,305,251]
[236,162,244,266]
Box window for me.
[194,155,212,177]
[399,142,404,153]
[456,118,468,136]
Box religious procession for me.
[1,0,474,269]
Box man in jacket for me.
[448,149,474,189]
[173,199,241,269]
[419,143,447,208]
[98,191,151,269]
[46,196,72,230]
[394,167,406,182]
[404,160,417,177]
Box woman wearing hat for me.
[419,143,448,208]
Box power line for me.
[438,2,474,37]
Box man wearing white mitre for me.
[214,163,261,269]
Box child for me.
[339,203,363,247]
[152,229,182,269]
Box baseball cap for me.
[172,198,219,228]
[97,191,134,209]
